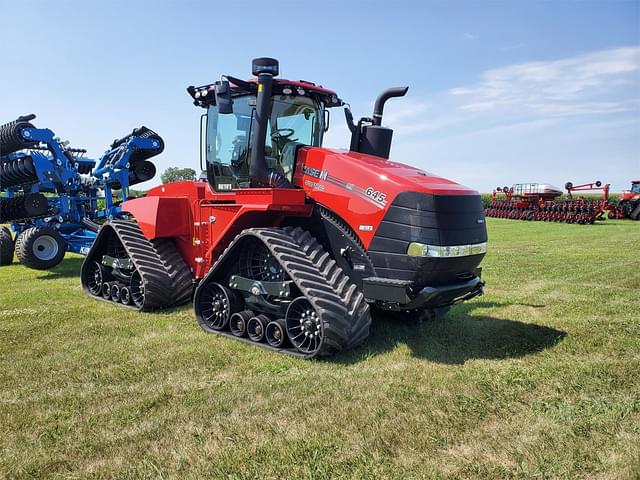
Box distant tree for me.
[161,167,197,184]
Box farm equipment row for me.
[485,181,639,224]
[0,114,163,269]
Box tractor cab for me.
[205,92,324,191]
[188,59,341,192]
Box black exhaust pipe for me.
[347,86,408,159]
[372,87,409,126]
[249,57,279,187]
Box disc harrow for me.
[0,114,37,155]
[1,114,164,270]
[0,193,49,223]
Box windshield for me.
[632,183,640,194]
[206,95,323,190]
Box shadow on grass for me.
[336,301,566,365]
[35,256,84,280]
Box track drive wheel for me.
[15,226,66,270]
[0,226,14,266]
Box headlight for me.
[407,241,487,258]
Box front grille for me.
[369,192,487,288]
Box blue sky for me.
[1,0,638,192]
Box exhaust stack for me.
[346,86,408,159]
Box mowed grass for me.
[0,219,639,479]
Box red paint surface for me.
[122,148,479,277]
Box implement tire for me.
[0,226,14,266]
[15,226,66,270]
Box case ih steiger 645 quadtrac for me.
[80,58,487,358]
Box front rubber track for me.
[195,226,372,359]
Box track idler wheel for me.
[265,319,287,348]
[129,271,145,308]
[285,297,323,355]
[247,314,269,342]
[194,282,242,332]
[230,310,253,337]
[83,260,107,296]
[0,226,14,266]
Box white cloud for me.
[463,32,479,40]
[449,46,640,116]
[378,46,640,192]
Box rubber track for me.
[82,220,193,310]
[204,227,371,357]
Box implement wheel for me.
[0,226,14,266]
[15,226,66,270]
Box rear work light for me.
[407,242,487,258]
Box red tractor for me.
[80,58,487,358]
[615,180,640,220]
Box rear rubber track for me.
[81,219,193,310]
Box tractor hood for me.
[295,147,479,199]
[294,147,485,249]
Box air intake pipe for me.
[249,57,278,188]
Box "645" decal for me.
[365,187,387,205]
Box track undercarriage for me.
[81,221,371,358]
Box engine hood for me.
[294,147,483,248]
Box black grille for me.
[369,192,487,289]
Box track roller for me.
[102,282,112,300]
[110,282,123,303]
[247,314,269,342]
[230,310,253,337]
[120,286,132,305]
[0,226,14,266]
[265,319,287,348]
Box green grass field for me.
[1,219,638,479]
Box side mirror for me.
[323,109,330,133]
[215,80,234,114]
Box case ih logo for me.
[302,166,328,180]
